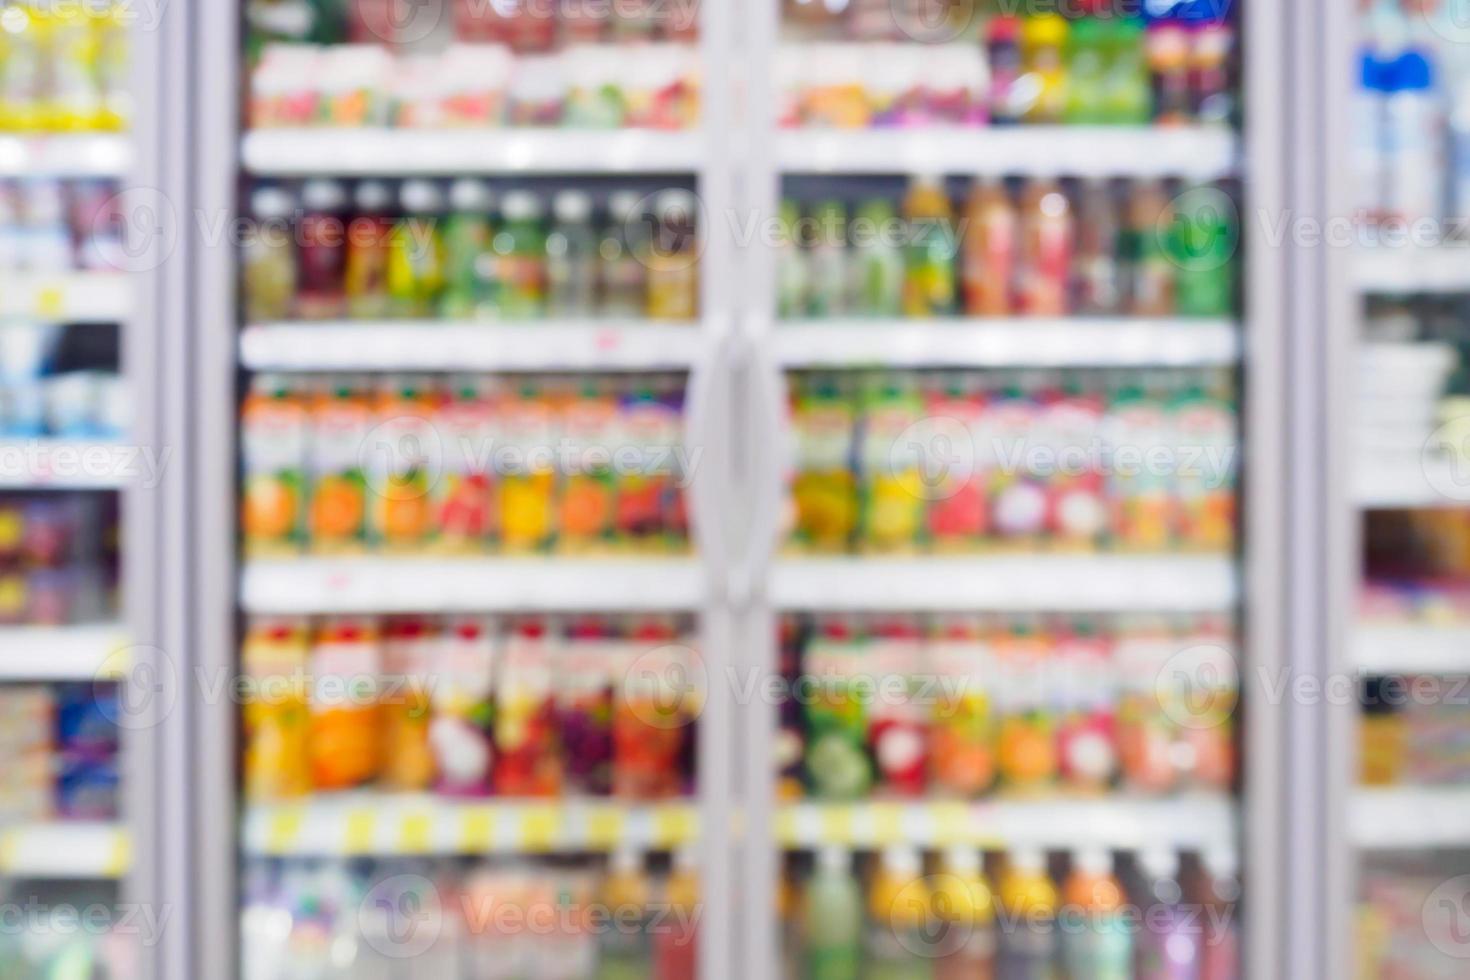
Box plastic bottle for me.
[1384,49,1442,224]
[646,189,700,321]
[1122,181,1176,316]
[987,16,1025,125]
[996,848,1059,980]
[243,186,298,323]
[548,189,598,317]
[1059,849,1131,980]
[1017,179,1073,316]
[495,190,549,319]
[599,849,652,980]
[387,179,447,318]
[962,178,1017,317]
[1072,179,1123,316]
[1196,848,1241,980]
[805,847,863,980]
[308,616,381,791]
[806,199,849,318]
[601,190,651,317]
[655,849,700,980]
[1101,17,1153,125]
[344,179,394,319]
[867,846,934,980]
[902,176,958,317]
[440,177,497,320]
[1065,19,1108,124]
[934,846,996,980]
[1135,849,1201,980]
[1019,15,1069,124]
[777,199,812,318]
[1449,64,1470,223]
[850,198,905,317]
[295,179,348,320]
[1146,17,1191,124]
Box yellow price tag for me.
[398,812,432,854]
[344,810,377,854]
[105,832,131,877]
[265,808,303,854]
[820,805,854,844]
[0,830,17,872]
[774,808,798,847]
[586,807,626,849]
[33,285,65,320]
[521,807,560,852]
[653,807,696,848]
[931,803,969,845]
[870,803,902,845]
[459,809,494,853]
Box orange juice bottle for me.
[307,378,372,554]
[866,846,933,979]
[242,617,311,802]
[434,377,497,554]
[368,376,440,552]
[497,383,557,553]
[379,616,436,791]
[558,382,617,554]
[928,614,995,798]
[308,616,381,791]
[995,618,1058,792]
[934,846,996,980]
[1114,615,1179,794]
[241,374,308,556]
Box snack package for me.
[242,617,312,802]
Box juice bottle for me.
[1105,375,1174,551]
[242,186,298,323]
[995,618,1058,792]
[996,848,1059,980]
[548,189,598,318]
[434,377,496,553]
[386,179,447,318]
[559,382,618,553]
[1017,179,1073,316]
[622,382,685,551]
[925,374,988,551]
[866,846,934,980]
[0,6,44,132]
[1188,18,1234,126]
[600,190,650,317]
[1197,848,1241,980]
[901,176,958,318]
[428,615,496,796]
[850,198,905,317]
[439,178,497,320]
[461,865,532,977]
[1043,378,1107,550]
[598,850,651,980]
[803,616,874,800]
[1019,15,1068,124]
[1169,613,1237,792]
[1169,185,1236,317]
[658,379,691,546]
[308,616,381,791]
[1122,181,1176,316]
[556,616,615,796]
[776,618,807,801]
[307,378,371,554]
[1054,619,1117,794]
[805,847,862,980]
[1170,379,1236,551]
[934,847,996,980]
[1065,18,1108,124]
[646,189,700,321]
[495,190,549,319]
[777,199,812,318]
[379,616,436,791]
[987,383,1046,548]
[1101,17,1153,125]
[987,16,1025,125]
[859,376,925,554]
[241,617,311,802]
[928,614,995,797]
[49,4,100,130]
[498,382,557,553]
[343,179,394,320]
[296,179,349,320]
[1114,615,1179,793]
[654,849,699,980]
[791,376,858,553]
[962,177,1017,317]
[494,616,562,796]
[241,374,308,556]
[1059,849,1132,980]
[1072,179,1123,316]
[867,616,928,797]
[613,616,693,799]
[808,199,849,318]
[1135,849,1201,980]
[1147,18,1192,125]
[368,377,438,551]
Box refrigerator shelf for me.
[0,440,138,489]
[0,624,127,681]
[241,321,704,372]
[1350,786,1470,848]
[242,796,698,856]
[770,555,1237,611]
[1357,243,1470,294]
[0,272,131,323]
[241,128,704,176]
[1354,453,1463,509]
[775,127,1239,178]
[773,318,1240,368]
[775,795,1235,853]
[0,134,131,177]
[1353,624,1470,675]
[240,557,705,613]
[0,822,129,878]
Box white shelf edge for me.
[0,134,131,178]
[0,822,129,878]
[773,318,1240,368]
[1354,454,1465,510]
[1353,624,1470,675]
[240,557,705,613]
[242,795,697,856]
[240,320,704,371]
[1357,243,1470,294]
[775,126,1240,177]
[1350,786,1470,848]
[776,794,1235,851]
[241,128,704,175]
[0,272,131,323]
[770,555,1238,611]
[0,624,127,680]
[0,440,136,489]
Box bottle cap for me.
[250,186,295,219]
[553,189,594,223]
[883,845,922,876]
[817,846,850,874]
[1008,846,1046,874]
[502,190,544,222]
[354,179,392,212]
[300,179,346,212]
[944,846,980,877]
[400,179,444,213]
[1140,848,1179,880]
[1074,848,1113,877]
[449,178,493,213]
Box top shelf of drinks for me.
[0,2,130,137]
[778,0,1236,131]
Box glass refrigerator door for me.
[740,1,1276,977]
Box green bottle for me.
[850,199,904,317]
[1101,17,1153,125]
[493,190,548,320]
[1065,19,1108,124]
[1169,186,1237,317]
[805,847,863,980]
[439,178,496,319]
[777,199,812,319]
[809,199,850,318]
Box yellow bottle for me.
[655,848,700,979]
[1020,15,1069,124]
[600,849,651,979]
[867,846,934,980]
[933,847,996,980]
[997,848,1058,975]
[241,617,312,802]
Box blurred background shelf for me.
[0,625,126,680]
[243,795,698,856]
[0,134,130,177]
[770,555,1238,611]
[1350,786,1470,848]
[775,126,1239,177]
[1353,624,1470,675]
[241,557,704,613]
[1357,243,1470,294]
[0,273,130,322]
[241,129,704,176]
[0,440,135,489]
[241,321,704,372]
[0,822,129,878]
[773,318,1240,368]
[775,795,1235,852]
[1354,453,1464,509]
